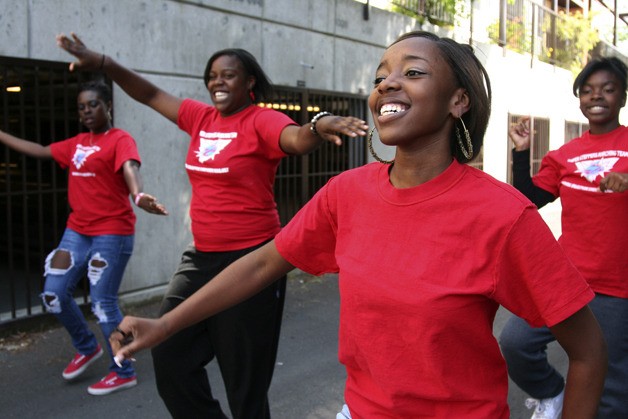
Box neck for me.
[589,121,620,136]
[389,152,453,189]
[91,124,112,135]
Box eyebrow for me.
[376,54,429,72]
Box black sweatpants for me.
[151,243,286,419]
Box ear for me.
[450,88,470,118]
[247,76,256,92]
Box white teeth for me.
[214,92,228,99]
[380,103,406,116]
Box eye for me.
[372,76,386,86]
[405,69,425,77]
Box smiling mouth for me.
[214,92,228,100]
[379,103,408,116]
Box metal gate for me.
[0,57,368,329]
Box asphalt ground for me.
[0,272,566,418]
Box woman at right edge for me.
[108,31,606,418]
[500,57,628,419]
[57,33,368,419]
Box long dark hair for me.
[391,31,492,163]
[203,49,273,103]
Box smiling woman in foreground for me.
[109,31,606,418]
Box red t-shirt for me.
[50,128,139,235]
[533,126,628,297]
[276,160,593,418]
[177,99,295,251]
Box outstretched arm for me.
[122,160,168,215]
[110,240,294,361]
[56,33,183,123]
[0,129,52,159]
[550,306,607,419]
[279,114,368,155]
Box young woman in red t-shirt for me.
[107,32,607,418]
[501,57,628,418]
[0,81,167,396]
[57,33,368,418]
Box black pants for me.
[151,243,286,419]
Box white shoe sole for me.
[87,378,137,396]
[62,347,104,380]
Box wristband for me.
[309,111,333,136]
[134,192,145,206]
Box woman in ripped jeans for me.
[0,80,167,395]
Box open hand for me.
[136,193,169,215]
[315,116,369,146]
[56,32,102,72]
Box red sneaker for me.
[87,372,137,395]
[62,344,104,380]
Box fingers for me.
[318,116,368,147]
[599,173,628,193]
[139,193,169,215]
[110,324,137,368]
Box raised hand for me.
[509,116,531,151]
[56,32,103,72]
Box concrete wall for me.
[1,0,624,301]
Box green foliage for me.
[487,16,531,54]
[389,0,459,26]
[486,8,599,75]
[540,11,599,74]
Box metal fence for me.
[1,57,89,328]
[0,57,368,329]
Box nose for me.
[377,73,401,93]
[590,88,603,100]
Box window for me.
[564,120,588,143]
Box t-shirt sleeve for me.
[177,99,207,136]
[49,136,79,169]
[531,150,562,196]
[254,109,294,159]
[494,206,593,327]
[275,178,339,275]
[113,132,141,172]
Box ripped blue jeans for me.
[42,228,135,378]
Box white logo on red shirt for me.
[574,157,619,183]
[72,145,100,169]
[195,138,232,163]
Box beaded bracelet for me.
[134,192,145,206]
[309,111,333,136]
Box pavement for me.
[0,272,567,419]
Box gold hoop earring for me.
[455,117,473,160]
[367,127,393,164]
